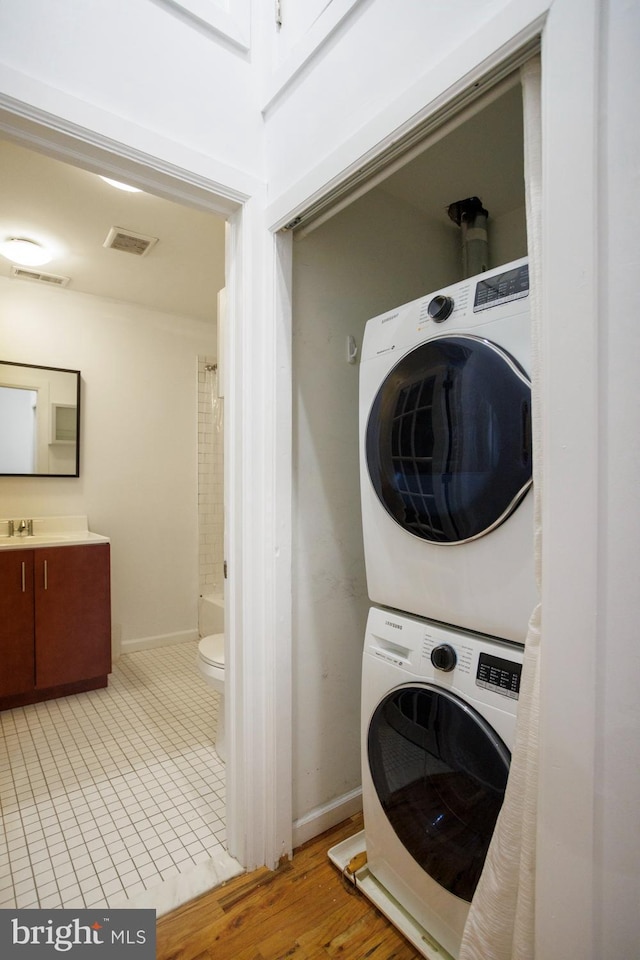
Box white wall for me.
[584,0,640,952]
[264,0,511,193]
[0,276,215,649]
[0,0,263,198]
[293,189,458,830]
[262,0,547,226]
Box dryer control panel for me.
[360,255,529,363]
[476,651,522,699]
[473,263,529,312]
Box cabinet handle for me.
[21,561,26,593]
[43,559,48,590]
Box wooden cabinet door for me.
[0,550,35,697]
[35,544,111,689]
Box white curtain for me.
[459,55,542,960]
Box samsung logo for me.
[381,312,399,324]
[385,620,402,630]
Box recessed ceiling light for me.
[0,238,52,267]
[99,176,142,193]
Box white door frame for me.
[0,94,293,871]
[223,197,294,868]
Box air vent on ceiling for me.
[11,266,70,287]
[103,226,158,256]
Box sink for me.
[0,515,109,549]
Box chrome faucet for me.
[14,519,33,537]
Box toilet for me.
[197,633,225,762]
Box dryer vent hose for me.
[447,196,489,278]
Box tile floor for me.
[0,641,240,912]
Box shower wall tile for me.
[198,356,224,595]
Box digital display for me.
[473,264,529,312]
[476,652,522,699]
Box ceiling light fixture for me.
[99,176,142,193]
[0,238,53,267]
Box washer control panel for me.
[365,606,524,715]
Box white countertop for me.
[0,515,109,550]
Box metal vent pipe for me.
[447,196,489,277]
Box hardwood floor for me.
[156,813,421,960]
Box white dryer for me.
[360,258,534,643]
[362,605,522,959]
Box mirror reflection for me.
[0,361,80,476]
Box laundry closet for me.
[290,76,528,837]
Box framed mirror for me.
[0,361,81,477]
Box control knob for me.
[427,294,454,323]
[430,643,457,672]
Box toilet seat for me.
[197,633,225,691]
[196,633,226,763]
[199,633,225,668]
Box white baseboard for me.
[292,786,362,848]
[119,629,199,655]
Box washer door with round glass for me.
[366,335,532,544]
[367,683,510,903]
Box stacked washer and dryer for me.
[330,258,534,959]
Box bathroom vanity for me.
[0,517,111,710]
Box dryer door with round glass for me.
[365,335,532,544]
[367,683,510,903]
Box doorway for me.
[0,121,246,910]
[288,74,528,841]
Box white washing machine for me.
[362,605,522,959]
[360,258,534,643]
